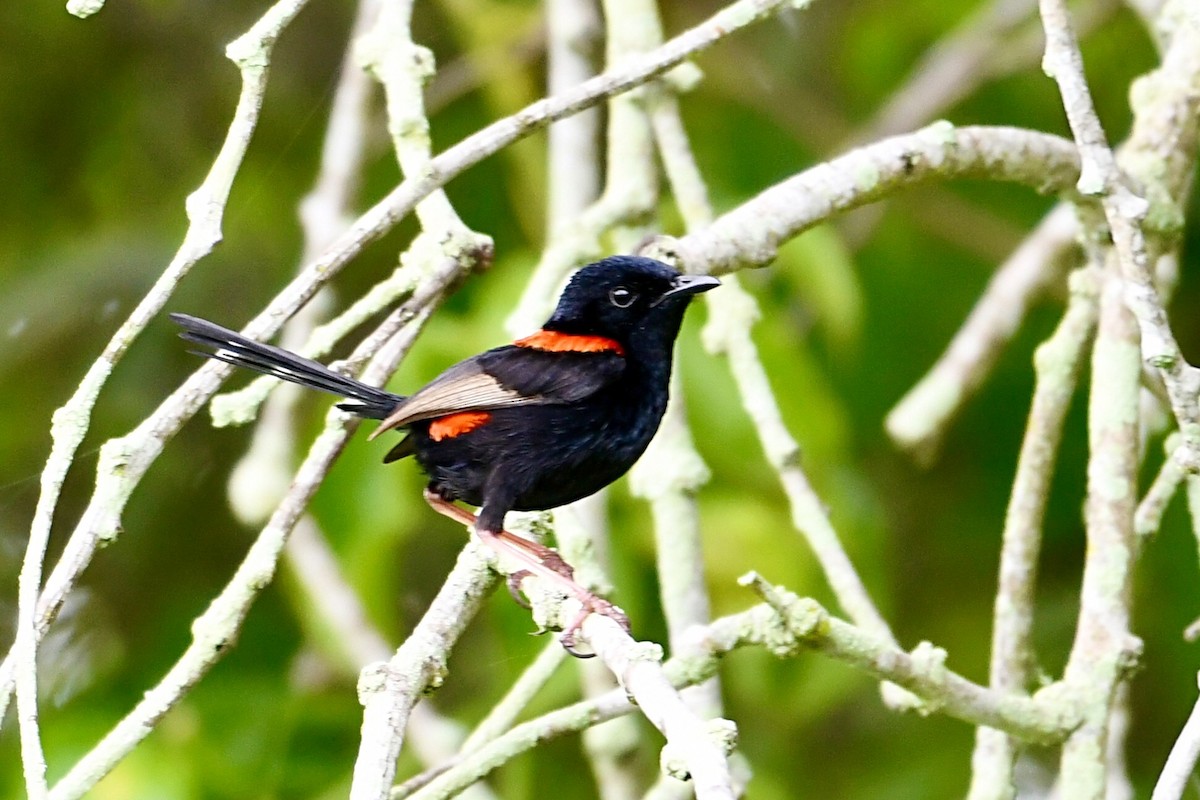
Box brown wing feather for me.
[368,360,541,440]
[368,345,626,440]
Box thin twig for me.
[1135,432,1185,540]
[887,203,1079,458]
[2,0,803,725]
[10,2,315,789]
[463,642,569,753]
[47,292,443,800]
[1152,673,1200,800]
[967,265,1099,800]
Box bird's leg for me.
[421,490,536,605]
[423,488,575,575]
[422,488,630,656]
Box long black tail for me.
[171,313,402,420]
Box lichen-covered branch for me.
[967,265,1099,800]
[1056,271,1142,798]
[47,293,441,800]
[1,0,801,731]
[887,203,1079,457]
[1039,0,1200,473]
[652,123,1080,274]
[10,2,315,790]
[350,538,501,800]
[397,576,1079,799]
[1135,432,1184,540]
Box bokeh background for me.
[2,0,1198,797]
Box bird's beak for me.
[652,274,721,306]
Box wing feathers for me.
[368,346,626,439]
[368,366,534,439]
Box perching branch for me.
[397,574,1080,799]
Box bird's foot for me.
[505,570,533,608]
[499,556,629,658]
[559,594,631,658]
[421,490,630,658]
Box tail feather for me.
[171,313,402,420]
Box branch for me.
[400,576,1080,799]
[886,203,1079,457]
[2,0,803,727]
[47,293,442,800]
[11,2,315,789]
[1153,673,1200,800]
[220,0,379,519]
[1039,0,1200,473]
[652,123,1080,275]
[890,0,1198,459]
[1056,269,1142,798]
[350,536,504,800]
[582,615,736,799]
[967,265,1100,799]
[1135,432,1184,540]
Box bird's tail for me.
[171,313,402,420]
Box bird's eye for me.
[609,287,636,308]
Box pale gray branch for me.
[1153,673,1200,800]
[48,293,441,800]
[2,0,801,732]
[654,123,1080,275]
[1056,270,1142,798]
[399,577,1080,800]
[968,266,1100,800]
[887,204,1079,457]
[11,2,316,791]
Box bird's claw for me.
[506,570,533,608]
[558,595,631,659]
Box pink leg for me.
[423,489,630,655]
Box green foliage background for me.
[0,0,1197,797]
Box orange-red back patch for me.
[429,411,492,441]
[514,329,625,356]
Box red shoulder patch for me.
[429,411,491,441]
[514,329,625,356]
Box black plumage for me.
[172,255,719,652]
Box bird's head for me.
[544,256,720,349]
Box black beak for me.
[652,274,721,306]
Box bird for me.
[172,255,719,654]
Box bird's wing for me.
[369,346,625,439]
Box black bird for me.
[172,255,719,652]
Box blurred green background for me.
[1,0,1198,797]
